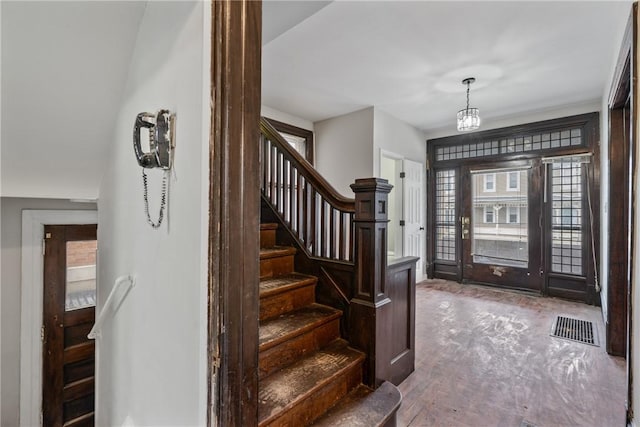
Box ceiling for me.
[0,1,632,200]
[1,1,146,199]
[262,1,633,132]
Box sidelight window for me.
[549,160,584,275]
[435,169,456,261]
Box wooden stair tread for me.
[260,223,278,230]
[310,382,402,427]
[260,246,296,260]
[259,303,341,351]
[260,273,317,298]
[258,339,365,425]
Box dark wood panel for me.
[64,359,94,385]
[64,342,95,364]
[63,376,94,401]
[386,257,417,386]
[64,307,95,327]
[64,323,93,348]
[63,393,94,423]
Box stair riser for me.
[259,319,340,378]
[260,255,294,279]
[259,362,362,427]
[260,285,316,321]
[260,229,276,249]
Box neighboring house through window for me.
[484,206,495,223]
[484,173,496,192]
[507,206,520,223]
[507,171,520,191]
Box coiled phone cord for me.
[142,169,169,229]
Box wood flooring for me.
[397,279,626,427]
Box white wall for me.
[373,108,426,177]
[96,2,208,426]
[633,14,640,423]
[315,107,374,196]
[0,198,96,427]
[261,105,314,131]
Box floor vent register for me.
[550,315,598,346]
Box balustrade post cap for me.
[350,177,393,194]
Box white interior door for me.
[403,159,425,277]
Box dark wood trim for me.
[265,117,315,165]
[627,4,638,422]
[208,1,262,426]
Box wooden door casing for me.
[43,224,97,427]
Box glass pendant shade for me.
[456,77,480,132]
[457,107,481,131]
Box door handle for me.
[419,227,425,231]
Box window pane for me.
[472,169,528,268]
[551,162,583,275]
[65,240,97,311]
[435,170,456,261]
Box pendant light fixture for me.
[457,77,481,132]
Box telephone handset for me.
[133,110,176,229]
[133,110,175,169]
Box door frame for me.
[19,210,97,427]
[379,149,405,258]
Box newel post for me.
[349,177,393,387]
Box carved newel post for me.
[349,177,393,387]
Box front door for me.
[460,161,544,291]
[43,224,97,427]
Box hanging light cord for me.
[585,166,599,293]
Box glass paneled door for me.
[460,162,544,291]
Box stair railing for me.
[260,118,355,263]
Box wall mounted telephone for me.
[133,110,176,229]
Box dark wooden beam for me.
[208,1,262,426]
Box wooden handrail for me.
[261,117,356,262]
[260,119,355,213]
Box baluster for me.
[319,197,327,258]
[298,174,305,241]
[309,187,316,256]
[283,159,289,222]
[290,164,296,230]
[263,138,270,197]
[270,145,276,204]
[259,134,264,192]
[276,152,282,213]
[339,212,346,261]
[348,213,354,262]
[330,207,336,259]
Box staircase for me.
[258,223,401,427]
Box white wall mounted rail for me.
[88,274,135,339]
